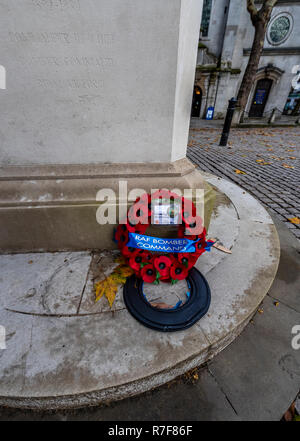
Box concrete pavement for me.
[0,216,298,421]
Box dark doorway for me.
[191,86,202,118]
[249,78,273,117]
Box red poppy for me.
[195,240,206,256]
[128,201,149,225]
[178,253,198,269]
[141,264,157,283]
[170,263,189,281]
[129,250,144,271]
[135,193,153,218]
[181,198,196,224]
[115,226,129,249]
[139,250,153,264]
[154,256,172,277]
[185,216,204,236]
[125,220,148,234]
[121,246,136,258]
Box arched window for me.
[201,0,213,37]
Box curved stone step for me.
[0,176,280,409]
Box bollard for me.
[219,97,238,146]
[268,108,276,124]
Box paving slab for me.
[267,216,300,313]
[0,367,241,421]
[208,296,300,421]
[0,177,280,409]
[1,252,91,315]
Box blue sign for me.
[206,106,214,120]
[254,89,266,105]
[127,233,198,253]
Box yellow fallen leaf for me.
[288,217,300,225]
[114,255,127,265]
[235,169,246,175]
[258,309,264,314]
[289,157,296,160]
[274,302,279,307]
[94,263,134,307]
[104,278,119,308]
[193,373,199,381]
[256,159,264,163]
[95,278,108,302]
[282,164,294,169]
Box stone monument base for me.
[0,159,215,253]
[0,175,280,409]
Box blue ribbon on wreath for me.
[127,232,199,253]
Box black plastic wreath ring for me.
[123,267,211,332]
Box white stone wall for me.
[0,0,202,166]
[201,0,230,58]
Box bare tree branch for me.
[247,0,258,21]
[259,0,278,19]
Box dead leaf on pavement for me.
[209,238,232,254]
[256,159,271,165]
[288,217,300,225]
[282,164,294,169]
[235,169,246,175]
[150,302,173,309]
[213,243,232,254]
[95,262,134,308]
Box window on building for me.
[201,0,213,37]
[267,13,293,45]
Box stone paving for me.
[0,216,298,421]
[187,122,300,241]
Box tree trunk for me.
[237,21,265,110]
[234,0,278,123]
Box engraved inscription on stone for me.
[0,0,182,165]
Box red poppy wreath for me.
[114,190,214,284]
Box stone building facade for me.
[192,0,300,119]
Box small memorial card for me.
[152,199,181,225]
